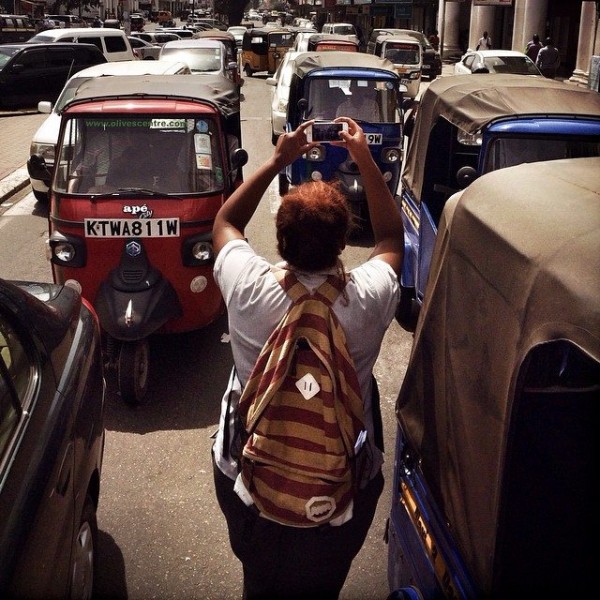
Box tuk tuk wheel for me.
[244,63,253,77]
[278,172,289,196]
[118,340,150,405]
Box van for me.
[320,22,358,44]
[27,27,136,61]
[0,42,106,110]
[372,35,422,99]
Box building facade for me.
[298,0,600,88]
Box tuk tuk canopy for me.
[396,157,600,593]
[403,74,600,202]
[66,74,240,119]
[290,51,397,80]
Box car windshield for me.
[54,116,225,195]
[483,55,541,75]
[160,47,222,72]
[0,47,19,68]
[484,134,600,171]
[334,26,355,36]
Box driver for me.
[336,81,380,122]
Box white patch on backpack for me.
[295,372,320,400]
[306,496,336,522]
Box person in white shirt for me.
[211,117,404,599]
[476,31,492,50]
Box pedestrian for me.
[211,117,403,599]
[525,33,542,62]
[428,29,439,52]
[92,16,103,28]
[476,30,492,50]
[536,37,560,78]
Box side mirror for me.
[227,61,237,71]
[472,64,490,74]
[27,154,52,182]
[456,166,478,188]
[232,148,249,169]
[297,98,308,114]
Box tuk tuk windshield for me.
[384,43,420,65]
[483,134,600,172]
[268,32,294,47]
[306,78,399,123]
[54,116,226,195]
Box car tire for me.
[244,63,253,77]
[32,189,49,203]
[70,494,97,600]
[118,339,150,405]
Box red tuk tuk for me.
[28,74,248,404]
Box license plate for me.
[84,218,180,238]
[422,64,431,70]
[365,133,383,145]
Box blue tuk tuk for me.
[397,74,600,330]
[278,52,405,225]
[388,157,600,598]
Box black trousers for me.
[212,451,384,600]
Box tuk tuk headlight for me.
[408,71,420,79]
[192,241,213,262]
[381,147,402,163]
[183,232,214,266]
[306,145,325,161]
[48,232,86,267]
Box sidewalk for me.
[0,109,47,204]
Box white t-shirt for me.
[212,239,399,482]
[477,35,492,50]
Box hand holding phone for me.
[305,121,348,143]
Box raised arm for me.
[212,121,317,257]
[334,117,404,274]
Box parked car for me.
[367,28,442,79]
[159,38,237,82]
[128,35,161,59]
[388,156,600,598]
[0,42,106,109]
[46,14,88,28]
[0,277,105,598]
[26,26,136,62]
[454,49,543,75]
[396,74,600,330]
[28,59,191,202]
[156,27,195,39]
[266,50,304,144]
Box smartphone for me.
[306,121,348,143]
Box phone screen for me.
[311,122,344,142]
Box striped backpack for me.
[236,267,366,528]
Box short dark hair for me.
[545,37,553,45]
[276,180,354,271]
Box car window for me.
[0,313,33,459]
[15,48,46,72]
[105,35,127,54]
[46,47,77,69]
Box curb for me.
[0,167,30,205]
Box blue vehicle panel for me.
[396,75,600,330]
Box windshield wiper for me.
[88,188,185,200]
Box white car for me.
[28,60,191,203]
[266,51,303,145]
[159,39,237,81]
[128,36,161,60]
[227,26,246,48]
[454,49,543,76]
